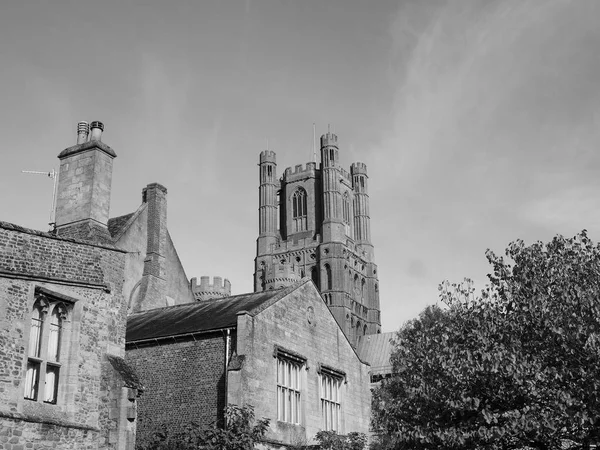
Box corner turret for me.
[191,276,232,301]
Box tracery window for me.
[291,188,308,232]
[25,296,67,404]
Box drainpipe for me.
[224,328,232,426]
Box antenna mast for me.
[22,169,58,231]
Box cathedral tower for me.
[253,131,381,346]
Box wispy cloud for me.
[371,0,600,329]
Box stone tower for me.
[253,131,381,345]
[190,276,232,301]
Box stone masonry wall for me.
[229,281,371,447]
[0,223,129,449]
[126,333,227,444]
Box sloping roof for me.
[107,212,135,238]
[357,331,396,376]
[126,282,305,343]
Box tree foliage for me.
[137,404,270,450]
[373,231,600,450]
[314,431,367,450]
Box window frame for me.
[291,188,308,233]
[274,346,306,425]
[318,364,345,433]
[24,289,74,406]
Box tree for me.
[372,231,600,450]
[314,431,367,450]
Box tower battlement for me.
[351,162,368,175]
[320,132,338,148]
[259,150,276,163]
[254,128,381,344]
[283,162,318,179]
[191,276,231,301]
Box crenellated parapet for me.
[191,276,231,301]
[259,150,276,163]
[283,162,318,180]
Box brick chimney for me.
[133,183,168,312]
[54,121,115,244]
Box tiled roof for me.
[126,282,305,343]
[357,331,396,376]
[107,212,135,238]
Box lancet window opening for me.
[292,188,308,232]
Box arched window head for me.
[291,188,308,232]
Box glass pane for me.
[29,317,42,358]
[277,360,282,384]
[277,387,282,421]
[44,365,59,403]
[286,363,291,388]
[48,322,61,362]
[24,360,40,400]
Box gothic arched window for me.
[25,297,67,404]
[292,188,308,232]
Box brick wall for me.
[0,222,131,449]
[126,333,227,443]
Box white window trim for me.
[274,346,306,425]
[318,364,346,433]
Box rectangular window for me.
[277,357,301,424]
[319,366,344,432]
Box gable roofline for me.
[249,277,370,367]
[304,280,371,367]
[108,203,147,243]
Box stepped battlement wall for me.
[190,276,231,301]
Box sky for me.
[1,0,600,333]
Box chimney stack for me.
[54,120,116,244]
[89,121,104,141]
[76,121,89,144]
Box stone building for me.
[126,279,371,447]
[0,120,386,449]
[0,122,144,449]
[254,132,381,346]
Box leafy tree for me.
[373,231,600,450]
[314,431,367,450]
[137,404,270,450]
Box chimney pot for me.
[77,121,89,144]
[90,121,104,141]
